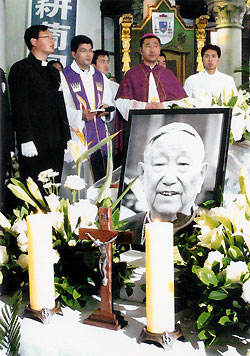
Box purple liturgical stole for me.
[63,65,107,182]
[63,65,107,154]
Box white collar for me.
[71,60,95,76]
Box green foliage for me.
[0,290,22,356]
[175,212,250,348]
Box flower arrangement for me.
[0,132,135,309]
[171,89,250,143]
[175,165,250,347]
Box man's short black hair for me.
[201,44,221,58]
[71,35,93,53]
[140,35,161,48]
[92,49,109,65]
[24,24,49,51]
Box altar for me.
[0,249,248,356]
[11,296,250,356]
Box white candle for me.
[145,221,175,333]
[26,213,55,311]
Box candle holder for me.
[24,300,62,324]
[137,324,184,349]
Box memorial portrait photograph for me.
[118,108,232,222]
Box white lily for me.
[26,177,45,206]
[45,193,61,212]
[0,212,11,230]
[7,183,40,209]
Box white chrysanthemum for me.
[38,169,59,182]
[204,251,224,269]
[68,240,77,247]
[226,261,248,283]
[0,246,8,265]
[64,175,86,190]
[17,254,28,270]
[11,219,27,235]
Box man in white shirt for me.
[61,35,113,185]
[184,44,237,104]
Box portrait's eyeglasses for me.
[38,35,54,40]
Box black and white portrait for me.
[119,108,231,222]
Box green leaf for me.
[218,316,233,326]
[227,95,238,107]
[233,300,242,309]
[197,311,211,329]
[228,246,243,259]
[66,286,73,295]
[0,290,22,356]
[192,266,218,286]
[73,289,81,300]
[208,290,228,300]
[243,130,250,141]
[197,329,208,340]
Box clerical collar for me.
[81,66,91,73]
[141,61,159,71]
[28,53,48,67]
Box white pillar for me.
[206,0,246,87]
[0,0,6,70]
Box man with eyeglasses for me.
[8,24,70,187]
[61,35,113,187]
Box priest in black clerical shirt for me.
[8,24,70,185]
[0,68,14,213]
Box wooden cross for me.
[79,207,134,330]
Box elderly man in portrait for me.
[123,122,208,249]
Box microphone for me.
[103,106,115,113]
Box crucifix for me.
[79,207,134,330]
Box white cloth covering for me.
[4,251,247,356]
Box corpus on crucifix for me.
[79,207,133,330]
